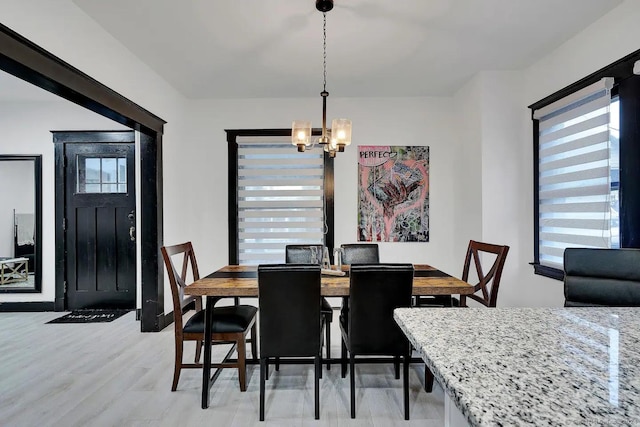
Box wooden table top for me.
[184,264,474,297]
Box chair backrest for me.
[285,244,324,265]
[348,264,414,355]
[564,248,640,307]
[341,243,380,265]
[160,242,201,331]
[258,264,322,358]
[462,240,509,307]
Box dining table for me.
[184,263,474,409]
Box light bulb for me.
[292,120,312,148]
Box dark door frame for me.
[53,131,137,310]
[0,23,166,332]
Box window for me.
[77,156,127,194]
[227,130,334,265]
[530,49,640,279]
[534,78,615,272]
[609,98,620,249]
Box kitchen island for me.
[394,307,640,426]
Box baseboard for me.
[158,311,173,331]
[157,300,196,332]
[0,301,55,312]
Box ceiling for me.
[7,1,625,100]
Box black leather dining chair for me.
[258,264,323,421]
[285,244,334,369]
[339,263,414,420]
[340,243,380,264]
[564,248,640,306]
[338,243,380,342]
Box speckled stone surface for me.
[394,307,640,426]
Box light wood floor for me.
[0,311,445,426]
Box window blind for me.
[237,136,325,265]
[534,77,614,269]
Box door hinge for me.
[62,218,66,231]
[64,281,67,293]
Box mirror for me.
[0,155,42,293]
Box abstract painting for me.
[357,146,429,242]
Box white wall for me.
[0,100,127,302]
[451,71,536,307]
[524,0,640,105]
[182,96,459,278]
[519,0,640,306]
[471,0,640,307]
[3,0,640,311]
[452,75,483,268]
[2,0,190,312]
[478,71,534,307]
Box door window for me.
[77,156,127,193]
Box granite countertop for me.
[394,307,640,426]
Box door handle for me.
[129,226,136,242]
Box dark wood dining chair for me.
[458,240,510,308]
[340,263,414,420]
[285,244,333,369]
[416,240,509,308]
[160,242,258,392]
[564,248,640,306]
[417,240,509,392]
[258,264,323,421]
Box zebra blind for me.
[534,77,614,269]
[237,136,325,265]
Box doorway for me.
[1,23,166,331]
[55,131,136,310]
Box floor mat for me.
[46,309,131,324]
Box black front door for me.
[63,137,136,309]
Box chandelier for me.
[292,0,352,158]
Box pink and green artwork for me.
[357,146,429,242]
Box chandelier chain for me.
[323,12,327,92]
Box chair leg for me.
[319,319,324,380]
[171,339,183,392]
[237,334,247,392]
[341,339,347,378]
[325,316,331,370]
[424,365,434,392]
[259,358,266,421]
[349,354,356,419]
[314,355,320,420]
[265,358,269,381]
[403,353,410,420]
[275,357,280,371]
[251,322,258,362]
[394,355,400,379]
[194,340,203,363]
